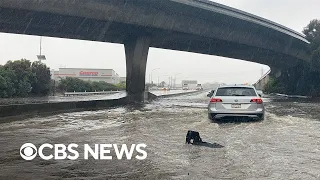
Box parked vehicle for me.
[207,85,264,121]
[182,83,198,90]
[196,84,203,90]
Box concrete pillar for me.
[124,36,150,102]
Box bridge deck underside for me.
[0,7,306,68]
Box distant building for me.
[52,68,120,84]
[181,80,198,90]
[182,80,198,85]
[119,77,126,82]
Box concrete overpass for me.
[0,0,311,101]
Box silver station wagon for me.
[207,85,265,121]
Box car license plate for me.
[231,104,241,108]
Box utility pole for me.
[174,73,182,89]
[37,36,46,63]
[40,37,42,59]
[39,37,42,63]
[151,68,160,85]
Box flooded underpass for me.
[1,92,320,180]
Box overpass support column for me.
[124,36,150,102]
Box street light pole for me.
[150,68,160,85]
[39,36,42,63]
[37,36,46,63]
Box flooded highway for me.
[0,90,194,105]
[1,92,320,179]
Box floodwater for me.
[0,92,320,179]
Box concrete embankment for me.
[0,97,127,119]
[0,90,202,119]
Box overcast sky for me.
[0,0,319,84]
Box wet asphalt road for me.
[1,92,320,180]
[0,90,194,105]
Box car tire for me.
[208,113,217,122]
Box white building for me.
[181,80,198,90]
[119,77,126,82]
[52,68,120,84]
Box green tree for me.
[58,77,118,92]
[3,59,33,97]
[303,19,320,52]
[91,81,118,91]
[58,77,90,92]
[0,59,52,97]
[57,77,119,92]
[31,61,51,95]
[303,19,320,71]
[0,66,16,97]
[267,19,320,96]
[115,81,126,90]
[264,77,285,94]
[4,59,33,81]
[159,81,166,87]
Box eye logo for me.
[20,143,37,160]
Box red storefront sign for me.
[79,71,99,76]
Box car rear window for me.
[215,87,257,96]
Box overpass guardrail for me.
[63,90,121,96]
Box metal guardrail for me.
[253,69,271,85]
[64,91,121,96]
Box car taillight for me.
[210,98,222,103]
[251,98,263,104]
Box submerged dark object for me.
[186,130,203,144]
